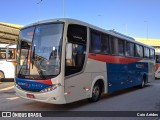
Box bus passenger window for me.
[0,53,6,59]
[135,44,143,58]
[150,49,155,59]
[0,49,6,59]
[101,34,109,54]
[111,37,118,55]
[126,42,134,57]
[90,31,100,53]
[144,47,149,58]
[118,39,124,56]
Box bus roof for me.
[22,18,154,49]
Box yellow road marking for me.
[0,86,14,92]
[6,97,19,100]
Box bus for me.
[0,44,16,80]
[155,52,160,78]
[11,18,155,104]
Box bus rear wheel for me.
[140,77,146,88]
[0,71,4,81]
[89,82,102,102]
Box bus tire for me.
[0,71,5,81]
[140,76,146,88]
[89,82,102,102]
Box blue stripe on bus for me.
[107,62,148,93]
[15,77,51,92]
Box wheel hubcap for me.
[93,86,100,99]
[142,80,145,87]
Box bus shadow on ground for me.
[22,84,152,111]
[101,84,152,100]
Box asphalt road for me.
[0,80,160,120]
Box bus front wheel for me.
[89,82,102,102]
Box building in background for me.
[0,22,23,44]
[135,38,160,53]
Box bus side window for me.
[144,47,149,58]
[0,53,6,59]
[111,37,118,55]
[66,44,85,66]
[150,49,155,59]
[126,42,134,57]
[135,44,143,58]
[0,48,6,59]
[65,24,87,76]
[118,39,124,56]
[90,31,100,53]
[101,34,109,54]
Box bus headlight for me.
[15,83,22,90]
[40,83,61,93]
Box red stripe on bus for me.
[88,53,141,64]
[36,80,52,85]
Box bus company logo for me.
[17,82,30,87]
[25,82,29,87]
[17,82,43,88]
[17,82,26,86]
[136,64,144,69]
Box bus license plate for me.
[26,94,35,99]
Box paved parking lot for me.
[0,79,160,120]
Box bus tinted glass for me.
[126,42,134,57]
[90,31,101,53]
[135,44,143,57]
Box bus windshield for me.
[17,23,63,80]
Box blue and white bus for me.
[11,18,155,104]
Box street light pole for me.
[125,24,128,35]
[144,21,148,40]
[62,0,65,17]
[98,14,102,28]
[37,0,43,21]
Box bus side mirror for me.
[6,44,16,62]
[66,43,72,60]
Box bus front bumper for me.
[14,85,67,104]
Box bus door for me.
[64,24,91,103]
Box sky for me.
[0,0,160,39]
